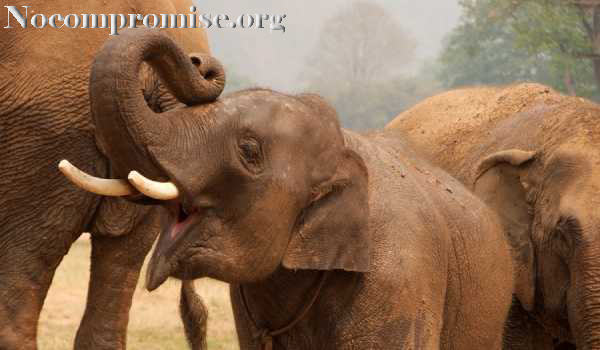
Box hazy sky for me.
[195,1,462,92]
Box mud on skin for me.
[66,27,516,349]
[388,83,600,349]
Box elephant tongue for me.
[170,220,187,240]
[169,204,196,239]
[147,205,192,291]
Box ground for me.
[38,235,239,349]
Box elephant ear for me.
[474,149,537,311]
[283,149,371,272]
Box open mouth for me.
[146,202,199,291]
[156,202,200,256]
[170,203,197,239]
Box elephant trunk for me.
[90,27,225,179]
[570,231,600,349]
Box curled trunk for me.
[89,27,225,179]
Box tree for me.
[304,1,416,88]
[301,1,424,130]
[438,0,598,99]
[504,0,598,97]
[438,6,555,88]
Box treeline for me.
[226,0,600,130]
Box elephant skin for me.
[83,29,516,349]
[386,83,600,349]
[0,1,218,349]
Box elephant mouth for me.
[146,201,201,290]
[173,203,197,238]
[158,202,201,255]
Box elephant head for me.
[474,141,600,346]
[141,90,371,289]
[61,28,371,290]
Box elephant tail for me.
[180,280,208,350]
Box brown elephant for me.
[0,1,223,349]
[386,83,600,349]
[64,28,515,349]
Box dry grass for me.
[38,235,239,349]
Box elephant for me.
[63,27,515,349]
[386,83,600,349]
[0,1,223,349]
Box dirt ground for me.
[37,235,239,349]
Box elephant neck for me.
[236,268,357,346]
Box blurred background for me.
[201,0,600,129]
[41,1,600,349]
[200,0,460,130]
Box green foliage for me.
[439,0,599,99]
[510,1,590,56]
[438,14,552,86]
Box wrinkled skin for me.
[0,1,221,349]
[387,83,600,349]
[85,29,515,349]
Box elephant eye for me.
[238,137,263,173]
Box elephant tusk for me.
[127,171,179,200]
[58,159,136,196]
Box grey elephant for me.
[0,0,223,348]
[387,83,600,349]
[64,28,515,349]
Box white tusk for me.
[127,171,179,200]
[58,159,135,196]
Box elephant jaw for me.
[146,202,200,291]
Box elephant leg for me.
[0,183,96,349]
[0,248,67,350]
[74,197,163,349]
[503,298,553,350]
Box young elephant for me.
[386,83,600,349]
[63,28,514,349]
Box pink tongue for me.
[169,221,186,240]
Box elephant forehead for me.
[537,103,600,150]
[233,99,336,143]
[539,147,600,219]
[543,144,598,179]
